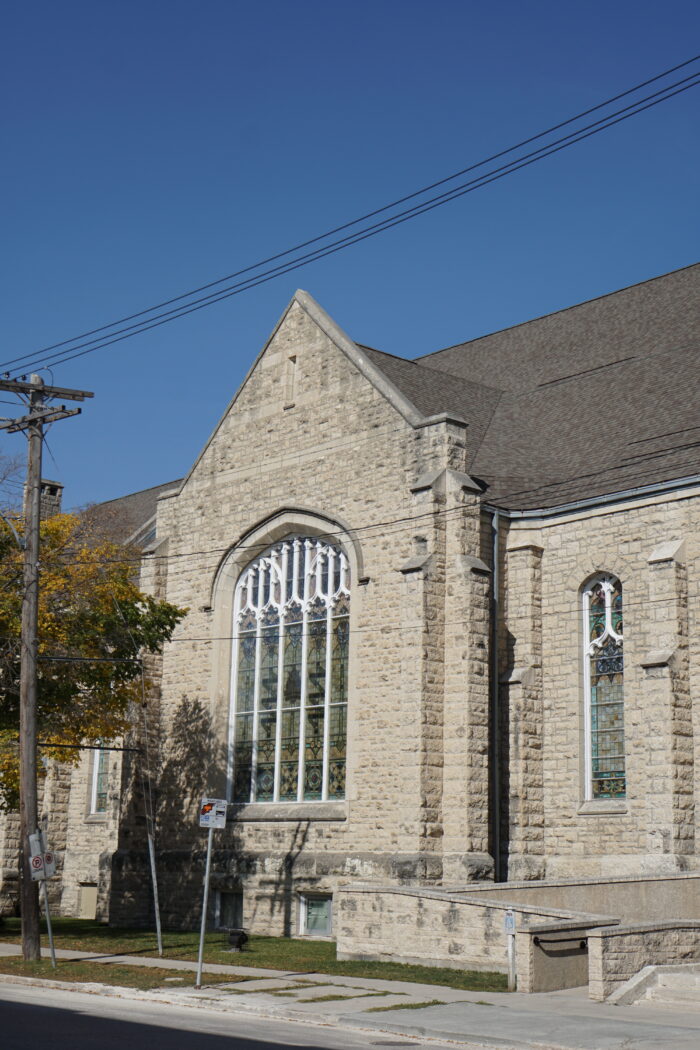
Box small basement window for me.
[217,890,243,929]
[300,894,332,937]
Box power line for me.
[3,59,699,377]
[9,72,700,375]
[20,455,700,574]
[6,54,698,370]
[0,585,696,655]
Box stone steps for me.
[644,968,700,1008]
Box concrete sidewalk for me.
[1,943,699,1049]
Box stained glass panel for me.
[259,624,279,711]
[255,710,276,801]
[232,714,253,802]
[327,704,346,800]
[587,577,625,799]
[236,632,256,713]
[283,618,302,707]
[279,708,300,800]
[306,606,326,707]
[303,706,324,800]
[330,616,349,704]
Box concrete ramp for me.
[609,963,700,1007]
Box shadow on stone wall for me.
[156,695,227,847]
[246,820,311,937]
[110,695,227,927]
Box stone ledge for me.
[577,800,628,816]
[640,647,677,669]
[398,553,433,575]
[647,538,686,565]
[228,801,348,822]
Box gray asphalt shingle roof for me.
[97,263,699,523]
[89,479,182,544]
[369,263,700,510]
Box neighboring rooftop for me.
[89,478,182,544]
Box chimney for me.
[40,479,64,519]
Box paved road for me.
[0,983,462,1050]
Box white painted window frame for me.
[581,574,624,802]
[227,536,350,804]
[89,746,108,815]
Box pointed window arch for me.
[582,574,625,799]
[229,536,350,804]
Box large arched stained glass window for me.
[582,575,625,799]
[229,537,350,804]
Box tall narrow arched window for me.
[582,575,625,799]
[229,536,350,804]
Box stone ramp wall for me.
[336,884,590,975]
[337,876,700,997]
[447,871,700,923]
[588,921,700,1000]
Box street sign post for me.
[195,798,228,988]
[199,798,228,831]
[504,908,516,991]
[29,828,57,969]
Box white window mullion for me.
[321,603,332,801]
[250,566,266,802]
[273,546,289,802]
[250,623,263,802]
[582,587,593,801]
[297,541,312,801]
[226,616,242,802]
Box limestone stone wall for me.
[103,295,700,930]
[0,811,20,915]
[500,488,700,879]
[59,748,121,919]
[6,294,700,934]
[588,921,700,1000]
[108,295,494,927]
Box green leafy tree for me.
[0,509,186,810]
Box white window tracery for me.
[582,574,626,800]
[228,536,350,804]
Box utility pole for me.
[0,374,93,961]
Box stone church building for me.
[2,264,699,965]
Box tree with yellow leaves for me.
[0,508,186,810]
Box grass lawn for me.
[0,956,248,991]
[0,918,507,992]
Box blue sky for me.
[1,1,698,508]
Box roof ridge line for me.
[362,342,504,395]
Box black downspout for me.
[489,509,502,881]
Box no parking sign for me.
[29,832,56,881]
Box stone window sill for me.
[229,801,347,822]
[84,813,108,824]
[577,800,628,816]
